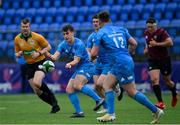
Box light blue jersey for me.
[57,37,94,80]
[87,32,110,75]
[94,23,135,84]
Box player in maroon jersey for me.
[144,17,178,109]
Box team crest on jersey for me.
[145,35,148,39]
[28,40,35,45]
[19,41,24,47]
[154,35,157,40]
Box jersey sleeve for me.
[162,29,170,40]
[14,36,21,53]
[93,32,102,47]
[86,34,93,48]
[57,41,64,53]
[125,28,132,40]
[74,42,86,58]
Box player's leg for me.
[163,75,178,107]
[97,73,117,122]
[66,78,84,118]
[95,74,108,113]
[73,74,104,111]
[113,83,124,101]
[33,70,60,113]
[123,82,164,124]
[161,57,178,107]
[149,69,165,109]
[94,75,105,98]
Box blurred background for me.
[0,0,179,94]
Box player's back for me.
[97,24,131,62]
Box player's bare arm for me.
[39,44,51,55]
[143,44,148,55]
[149,38,173,47]
[90,46,99,61]
[65,56,81,68]
[46,51,60,62]
[128,37,138,55]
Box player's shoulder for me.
[31,31,42,37]
[156,28,166,33]
[14,33,21,41]
[75,37,85,46]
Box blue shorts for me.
[94,63,110,76]
[71,63,95,81]
[109,56,135,85]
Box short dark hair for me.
[62,24,74,32]
[98,11,110,22]
[21,18,30,24]
[146,17,156,24]
[92,14,98,20]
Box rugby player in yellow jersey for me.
[14,18,60,113]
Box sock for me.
[169,84,177,97]
[80,86,101,102]
[105,91,115,114]
[68,93,82,113]
[153,85,163,102]
[103,101,108,109]
[40,83,58,106]
[38,91,52,106]
[133,92,157,113]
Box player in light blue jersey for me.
[91,12,164,124]
[87,14,124,114]
[46,24,105,118]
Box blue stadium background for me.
[0,0,180,94]
[0,0,180,62]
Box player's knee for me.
[73,83,83,91]
[66,86,74,94]
[32,79,42,89]
[151,78,159,85]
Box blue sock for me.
[133,92,157,113]
[105,91,115,114]
[68,93,82,113]
[103,101,108,109]
[80,86,101,102]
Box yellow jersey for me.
[14,32,49,64]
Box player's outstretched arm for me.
[45,51,60,62]
[65,56,81,69]
[128,37,137,55]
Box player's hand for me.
[149,39,157,47]
[15,51,23,57]
[143,47,148,55]
[31,52,40,59]
[65,63,72,69]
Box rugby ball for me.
[39,60,55,72]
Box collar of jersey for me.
[20,31,32,40]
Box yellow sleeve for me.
[14,36,21,53]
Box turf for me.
[0,93,179,124]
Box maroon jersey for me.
[144,28,171,60]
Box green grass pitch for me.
[0,93,179,124]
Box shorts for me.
[109,56,135,85]
[71,63,95,81]
[148,56,171,76]
[26,59,46,80]
[94,63,110,76]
